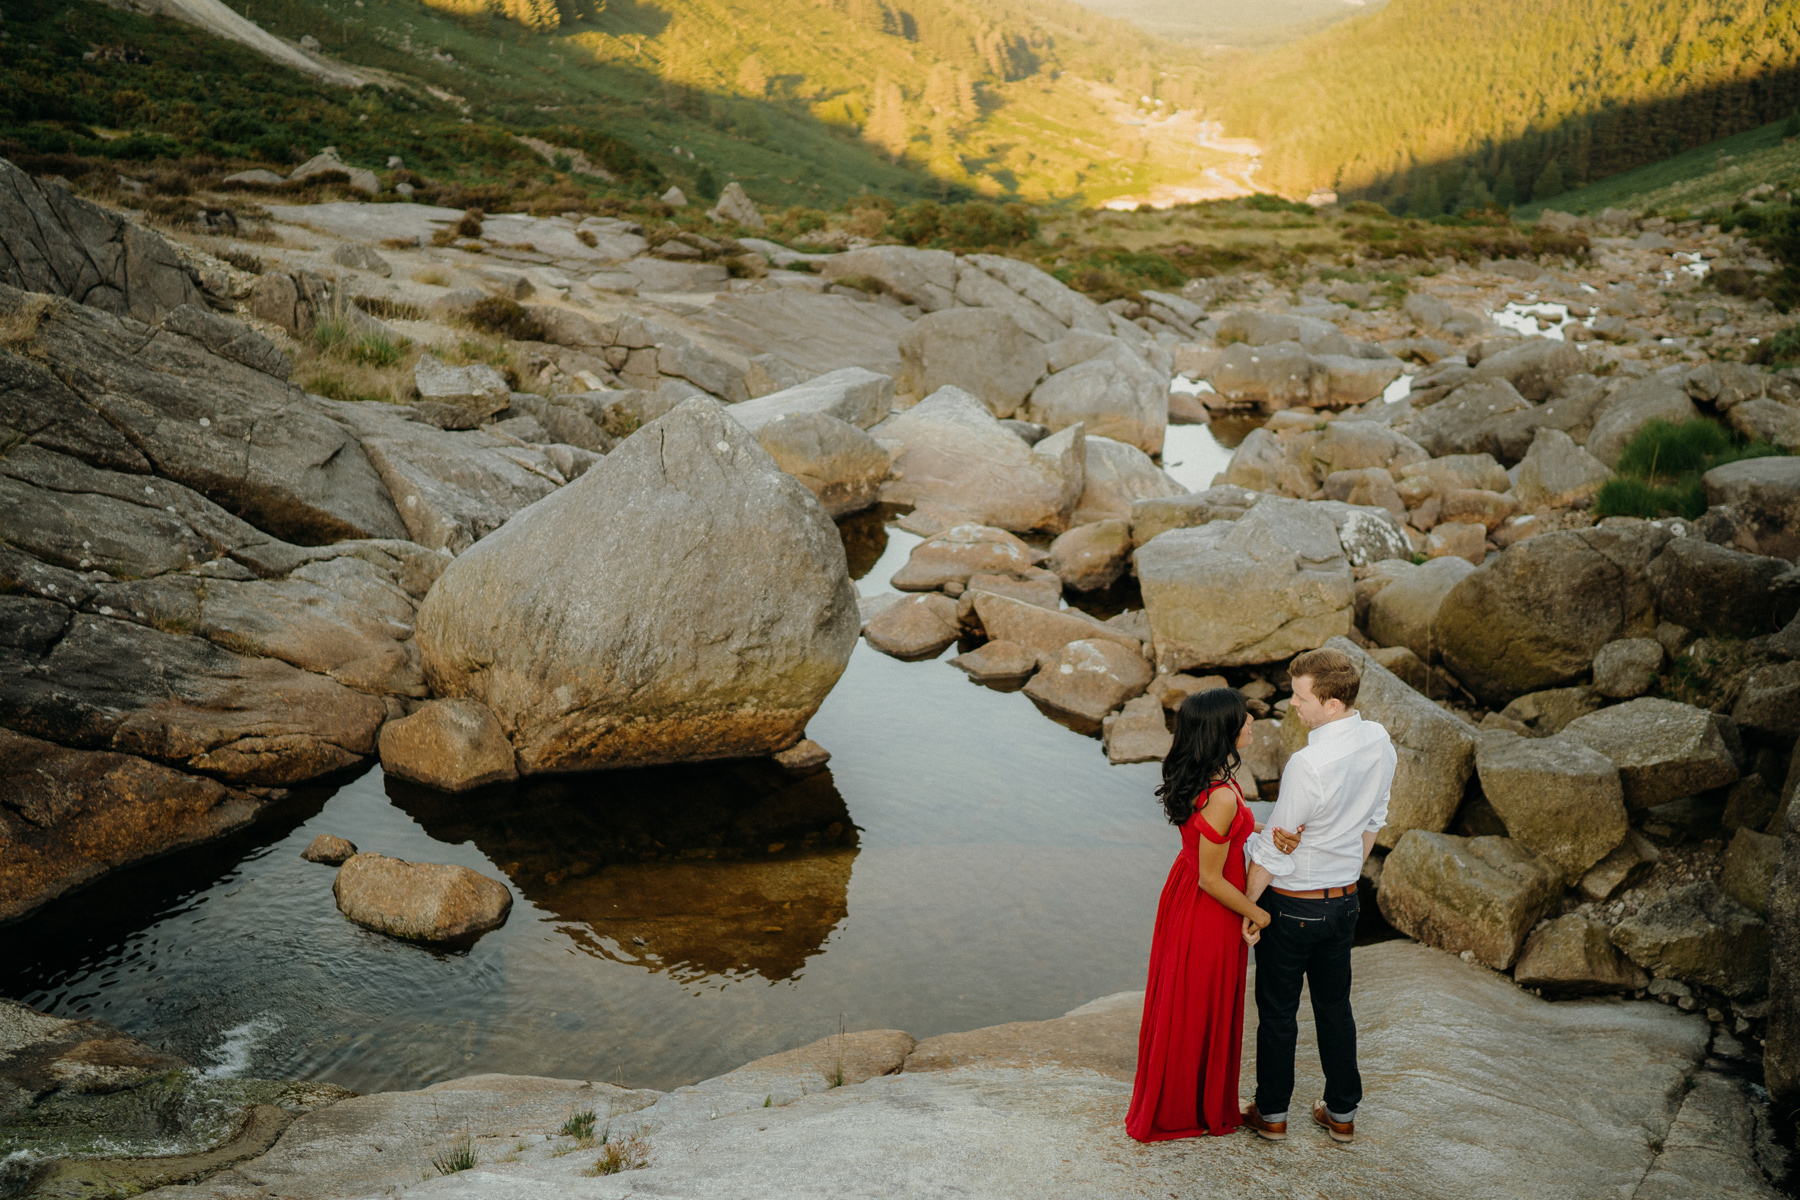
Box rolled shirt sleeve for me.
[1246,758,1316,878]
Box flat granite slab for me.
[146,941,1779,1200]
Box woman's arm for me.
[1196,794,1269,928]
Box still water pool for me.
[2,426,1256,1095]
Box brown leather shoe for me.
[1241,1103,1288,1141]
[1313,1100,1354,1143]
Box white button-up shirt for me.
[1245,712,1396,890]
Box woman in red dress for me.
[1126,687,1286,1141]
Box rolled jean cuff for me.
[1259,1110,1288,1124]
[1327,1106,1357,1123]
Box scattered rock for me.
[969,590,1140,664]
[661,185,688,207]
[1406,378,1533,458]
[1648,537,1789,640]
[1562,698,1740,810]
[1435,524,1668,706]
[949,639,1039,683]
[1071,436,1185,524]
[1047,519,1132,592]
[772,739,831,772]
[413,353,510,417]
[329,242,391,276]
[863,593,962,660]
[891,524,1041,592]
[1721,827,1781,916]
[415,398,858,773]
[333,853,513,944]
[1591,637,1664,699]
[1586,375,1703,467]
[1377,832,1562,970]
[1129,484,1259,548]
[1424,521,1487,564]
[1610,881,1768,998]
[1025,341,1169,455]
[729,367,895,434]
[1137,496,1352,671]
[706,181,766,229]
[1728,397,1800,451]
[1474,731,1628,881]
[1023,639,1154,730]
[1467,339,1585,402]
[1514,915,1650,994]
[289,149,378,195]
[1101,694,1173,764]
[1703,456,1800,561]
[754,411,890,518]
[1497,686,1604,734]
[1734,662,1800,737]
[819,245,956,312]
[1368,556,1475,661]
[876,388,1084,534]
[300,834,358,865]
[898,309,1046,416]
[1577,829,1661,903]
[377,698,518,793]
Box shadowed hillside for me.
[1204,0,1800,211]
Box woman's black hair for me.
[1156,687,1248,826]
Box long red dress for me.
[1125,779,1252,1141]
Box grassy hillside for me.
[1067,0,1389,48]
[1203,0,1800,211]
[1516,118,1800,219]
[0,0,1221,209]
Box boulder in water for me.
[333,853,513,944]
[415,398,858,774]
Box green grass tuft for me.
[1594,418,1784,519]
[559,1110,597,1141]
[430,1132,476,1176]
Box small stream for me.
[2,426,1306,1096]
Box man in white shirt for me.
[1238,647,1396,1146]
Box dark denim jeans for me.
[1253,889,1362,1119]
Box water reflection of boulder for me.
[549,849,854,982]
[387,758,858,982]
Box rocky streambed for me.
[3,155,1799,1198]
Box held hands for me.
[1270,823,1305,855]
[1241,908,1269,946]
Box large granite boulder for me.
[898,309,1045,416]
[728,367,895,433]
[1070,436,1184,525]
[1023,639,1153,730]
[0,157,203,323]
[1474,730,1628,881]
[1207,340,1316,410]
[1024,341,1168,455]
[415,398,859,773]
[1703,456,1800,561]
[1562,698,1739,810]
[1514,915,1649,995]
[1734,662,1800,737]
[1136,496,1352,671]
[968,590,1140,664]
[1047,520,1132,592]
[1585,375,1703,467]
[1647,537,1789,639]
[1377,832,1562,969]
[875,388,1083,534]
[1217,310,1354,355]
[862,593,961,660]
[1368,556,1476,662]
[1767,795,1800,1113]
[333,853,513,944]
[1467,339,1585,402]
[1309,420,1430,478]
[1129,485,1260,548]
[1434,524,1669,706]
[1721,827,1781,916]
[1405,378,1533,458]
[753,412,890,518]
[1513,428,1610,509]
[1610,882,1768,998]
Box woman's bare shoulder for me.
[1199,783,1236,836]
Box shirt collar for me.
[1307,711,1362,744]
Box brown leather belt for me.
[1271,882,1358,899]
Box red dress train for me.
[1125,779,1252,1141]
